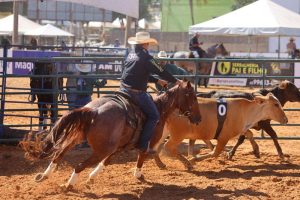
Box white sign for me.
[0,49,13,74]
[294,62,300,88]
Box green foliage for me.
[162,0,234,32]
[232,0,257,10]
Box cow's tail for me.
[20,107,96,160]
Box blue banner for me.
[12,50,61,75]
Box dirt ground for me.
[0,78,299,199]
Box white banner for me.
[294,63,300,88]
[0,49,13,74]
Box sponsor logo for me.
[217,62,231,75]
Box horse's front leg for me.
[134,124,166,178]
[62,153,102,191]
[34,161,58,182]
[34,144,73,182]
[86,155,113,184]
[134,151,148,179]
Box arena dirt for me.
[0,79,299,199]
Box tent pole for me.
[12,1,19,46]
[247,35,251,56]
[124,15,132,48]
[278,35,280,58]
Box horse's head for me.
[175,81,201,124]
[215,43,229,57]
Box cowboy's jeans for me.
[120,88,160,151]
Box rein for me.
[151,84,193,119]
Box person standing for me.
[74,63,107,108]
[29,37,38,50]
[120,32,181,154]
[155,50,190,90]
[287,37,297,58]
[189,32,205,58]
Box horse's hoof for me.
[34,173,47,182]
[281,154,290,159]
[60,184,73,192]
[226,152,233,160]
[188,157,196,165]
[158,164,167,170]
[155,161,167,170]
[86,178,94,185]
[280,155,291,163]
[187,165,193,171]
[133,171,143,179]
[253,150,260,158]
[85,184,91,190]
[136,174,145,181]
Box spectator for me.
[287,37,297,58]
[155,51,190,90]
[61,40,68,51]
[65,64,79,109]
[29,37,38,50]
[1,37,11,47]
[189,32,205,58]
[74,63,107,108]
[114,38,121,47]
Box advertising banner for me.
[0,49,13,74]
[12,50,61,75]
[294,63,300,88]
[96,60,123,74]
[209,53,293,87]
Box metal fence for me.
[1,46,300,142]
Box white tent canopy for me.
[24,24,74,37]
[0,14,41,35]
[0,0,139,18]
[189,0,300,36]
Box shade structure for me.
[189,0,300,36]
[24,24,74,37]
[0,0,139,18]
[0,14,41,35]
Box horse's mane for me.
[153,85,178,114]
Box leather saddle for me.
[102,91,145,149]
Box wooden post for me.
[124,15,132,48]
[12,0,19,45]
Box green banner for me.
[161,0,234,32]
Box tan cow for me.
[155,93,288,170]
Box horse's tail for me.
[20,107,96,160]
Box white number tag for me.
[218,104,227,116]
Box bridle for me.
[177,88,196,118]
[148,84,196,118]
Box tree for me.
[232,0,257,10]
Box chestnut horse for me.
[21,81,201,190]
[171,43,228,87]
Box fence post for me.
[0,45,8,138]
[194,59,199,93]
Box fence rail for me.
[1,46,300,142]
